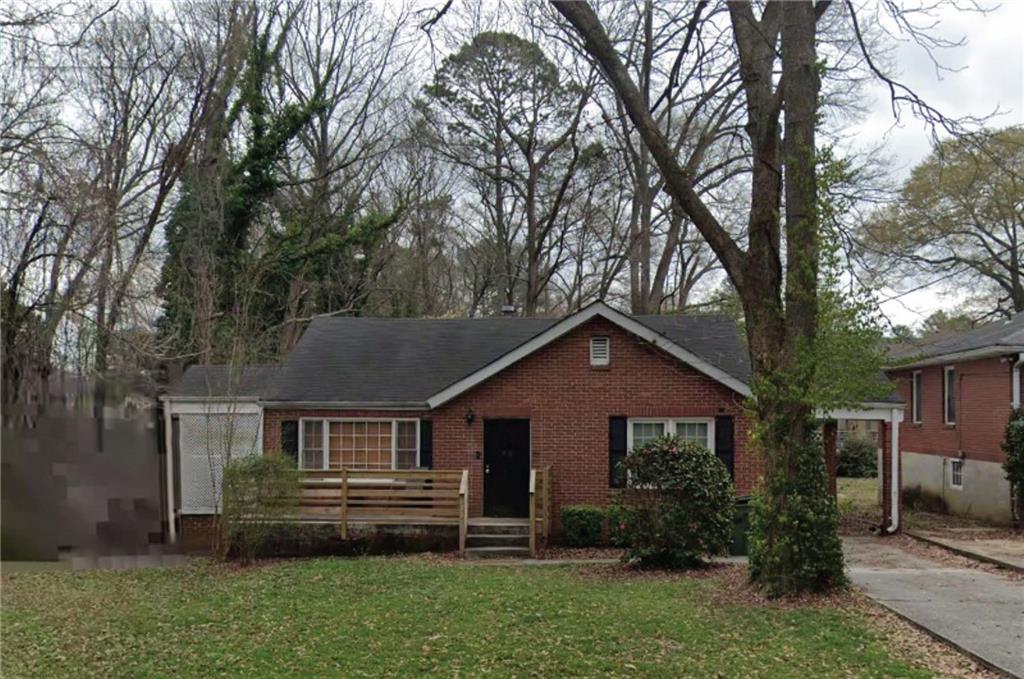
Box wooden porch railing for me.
[528,466,553,557]
[296,469,470,556]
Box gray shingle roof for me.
[262,311,750,404]
[889,313,1024,364]
[169,364,279,398]
[634,314,751,383]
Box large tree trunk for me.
[555,0,844,594]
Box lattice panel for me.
[179,413,261,514]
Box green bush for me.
[618,435,734,568]
[748,436,848,597]
[837,437,877,478]
[222,454,299,563]
[1003,408,1024,524]
[606,503,631,548]
[560,505,604,547]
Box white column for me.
[163,400,177,544]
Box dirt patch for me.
[903,509,1017,535]
[855,596,1001,678]
[535,546,623,560]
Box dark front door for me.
[483,419,530,517]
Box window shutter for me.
[419,420,433,469]
[281,420,299,462]
[609,416,627,488]
[714,415,735,479]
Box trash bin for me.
[730,496,752,556]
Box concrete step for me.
[465,533,530,548]
[465,545,532,559]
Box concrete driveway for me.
[845,536,1024,677]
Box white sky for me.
[851,0,1024,327]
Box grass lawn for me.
[0,557,944,678]
[838,476,881,527]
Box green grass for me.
[838,476,881,526]
[838,477,880,510]
[2,558,932,678]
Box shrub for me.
[748,436,848,597]
[837,437,877,478]
[222,454,299,563]
[618,435,734,568]
[1003,408,1024,524]
[560,505,604,547]
[606,503,631,548]
[901,485,948,514]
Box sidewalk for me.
[845,536,1024,678]
[907,530,1024,573]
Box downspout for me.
[887,408,901,533]
[162,398,177,544]
[1012,352,1024,410]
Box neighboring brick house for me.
[887,315,1024,524]
[163,302,905,547]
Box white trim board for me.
[426,302,752,408]
[166,401,263,416]
[885,345,1024,370]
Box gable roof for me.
[262,303,751,407]
[168,364,279,400]
[888,313,1024,368]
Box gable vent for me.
[590,336,610,366]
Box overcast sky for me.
[853,1,1024,327]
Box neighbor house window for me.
[590,336,610,366]
[943,366,956,425]
[628,419,713,452]
[912,370,922,423]
[950,459,963,489]
[299,419,420,471]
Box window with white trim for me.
[911,370,922,423]
[590,336,610,366]
[950,459,963,489]
[943,366,956,425]
[627,419,714,452]
[299,419,420,471]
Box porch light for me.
[465,408,475,426]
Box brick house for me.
[163,302,905,548]
[887,315,1024,524]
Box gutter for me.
[884,344,1024,371]
[883,407,902,534]
[1012,352,1024,410]
[259,400,429,410]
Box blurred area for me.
[1,372,180,569]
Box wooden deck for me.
[290,467,552,557]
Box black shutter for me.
[714,415,735,479]
[609,416,628,488]
[281,420,299,462]
[419,420,433,469]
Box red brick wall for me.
[264,318,755,520]
[180,515,220,553]
[889,357,1013,464]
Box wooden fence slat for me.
[340,468,349,539]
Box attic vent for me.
[590,336,610,366]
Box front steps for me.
[465,518,531,559]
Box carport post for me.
[163,399,177,544]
